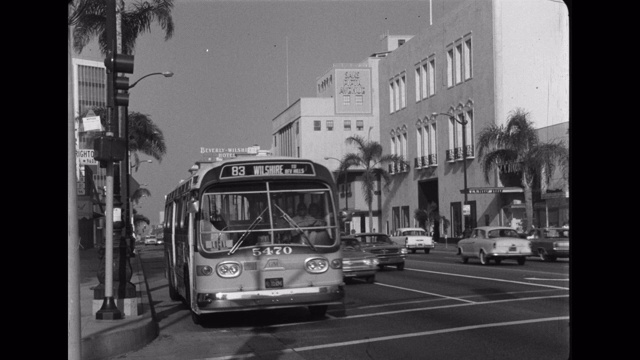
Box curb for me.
[81,252,158,360]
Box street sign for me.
[82,115,102,131]
[462,204,471,216]
[461,187,523,194]
[77,149,98,165]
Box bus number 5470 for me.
[252,247,292,256]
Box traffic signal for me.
[105,53,134,106]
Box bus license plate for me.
[265,278,283,288]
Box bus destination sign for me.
[220,162,315,179]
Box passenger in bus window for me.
[307,203,326,226]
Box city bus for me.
[163,156,345,324]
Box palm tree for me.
[413,201,450,239]
[476,108,568,231]
[342,135,406,232]
[68,0,175,56]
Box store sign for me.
[461,187,523,194]
[77,149,98,165]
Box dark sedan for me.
[527,227,569,261]
[353,233,407,271]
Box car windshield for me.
[356,235,393,244]
[198,181,338,253]
[341,239,362,250]
[487,229,520,238]
[403,230,425,236]
[544,229,569,238]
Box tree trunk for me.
[523,172,535,231]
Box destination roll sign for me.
[220,162,315,179]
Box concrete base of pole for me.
[93,282,139,317]
[95,297,123,320]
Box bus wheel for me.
[308,305,327,319]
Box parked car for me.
[144,234,158,245]
[353,233,407,270]
[340,236,378,283]
[457,226,532,265]
[526,227,569,261]
[390,227,435,254]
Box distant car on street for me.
[390,227,435,253]
[340,236,378,283]
[526,227,569,261]
[144,234,158,246]
[457,226,532,265]
[353,233,407,271]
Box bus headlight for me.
[216,261,242,278]
[196,265,214,276]
[305,257,329,273]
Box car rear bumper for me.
[487,251,532,258]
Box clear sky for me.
[126,0,432,224]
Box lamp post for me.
[432,111,469,236]
[122,72,172,254]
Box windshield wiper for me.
[273,204,317,251]
[227,207,268,255]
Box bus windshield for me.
[198,181,338,253]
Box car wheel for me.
[424,249,430,254]
[366,275,375,284]
[539,249,548,261]
[462,257,469,264]
[397,263,405,271]
[517,257,526,265]
[479,250,488,265]
[378,265,385,270]
[494,258,502,265]
[411,249,416,254]
[547,255,557,262]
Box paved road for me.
[117,245,569,360]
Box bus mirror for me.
[188,200,199,213]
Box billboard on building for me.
[335,68,372,114]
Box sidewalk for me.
[79,247,158,360]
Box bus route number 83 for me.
[231,166,245,176]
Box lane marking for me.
[524,278,569,281]
[404,267,570,290]
[374,282,476,303]
[198,316,569,360]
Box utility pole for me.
[68,3,81,358]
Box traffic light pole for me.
[96,0,122,320]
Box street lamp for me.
[432,111,470,235]
[122,72,172,249]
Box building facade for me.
[378,0,569,237]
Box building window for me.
[402,206,410,228]
[428,57,436,96]
[464,37,472,81]
[430,122,437,162]
[314,120,321,131]
[447,48,454,88]
[355,95,363,106]
[465,108,474,157]
[394,78,401,112]
[390,137,396,156]
[344,120,351,131]
[296,121,299,134]
[455,43,462,84]
[343,95,351,106]
[389,82,395,113]
[327,120,334,131]
[400,73,406,109]
[356,120,363,131]
[414,66,421,102]
[398,39,405,47]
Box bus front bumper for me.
[195,284,344,312]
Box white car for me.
[144,235,158,245]
[390,227,435,254]
[457,226,532,265]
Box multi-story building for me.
[271,0,569,237]
[378,0,569,237]
[272,56,389,233]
